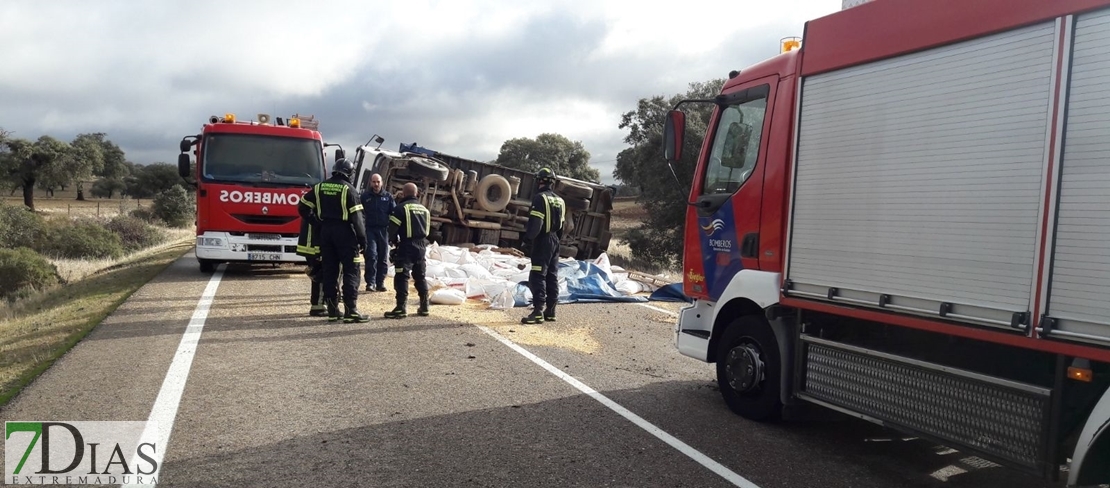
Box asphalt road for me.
[0,252,1069,487]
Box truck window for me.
[703,93,767,195]
[202,133,325,186]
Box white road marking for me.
[638,303,679,316]
[476,324,760,488]
[123,265,224,487]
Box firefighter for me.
[360,173,395,292]
[521,167,565,325]
[298,158,369,323]
[295,206,326,317]
[384,182,431,319]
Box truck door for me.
[685,77,776,301]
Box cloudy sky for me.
[1,0,843,185]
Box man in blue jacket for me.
[360,173,395,292]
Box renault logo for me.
[262,206,269,215]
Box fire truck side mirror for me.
[179,139,193,153]
[663,110,686,162]
[178,154,191,178]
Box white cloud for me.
[0,0,843,185]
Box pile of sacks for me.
[406,243,655,309]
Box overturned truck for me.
[350,140,613,259]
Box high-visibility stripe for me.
[531,265,543,271]
[389,215,401,225]
[341,188,349,221]
[296,245,319,255]
[543,196,551,233]
[404,204,413,237]
[530,210,545,218]
[353,256,364,264]
[300,199,315,209]
[349,204,363,213]
[314,185,322,219]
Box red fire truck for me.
[663,0,1110,484]
[177,113,336,273]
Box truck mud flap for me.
[797,335,1051,472]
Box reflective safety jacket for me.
[298,175,368,247]
[388,196,431,249]
[525,188,565,241]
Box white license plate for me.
[248,253,282,261]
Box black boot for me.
[325,298,341,322]
[543,302,556,322]
[343,300,369,323]
[521,308,544,325]
[309,304,327,317]
[417,294,430,316]
[385,300,407,319]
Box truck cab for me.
[178,113,329,272]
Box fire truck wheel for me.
[564,197,590,212]
[199,259,216,273]
[555,179,593,200]
[476,174,511,212]
[715,315,782,421]
[407,157,449,182]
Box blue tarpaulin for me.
[510,261,649,307]
[648,283,692,303]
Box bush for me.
[129,207,159,224]
[39,218,124,260]
[106,215,167,252]
[0,247,60,302]
[0,202,47,249]
[152,186,194,228]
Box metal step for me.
[798,335,1052,471]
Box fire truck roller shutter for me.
[407,156,450,182]
[476,174,512,212]
[555,179,593,200]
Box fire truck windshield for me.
[201,133,325,186]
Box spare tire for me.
[407,157,449,182]
[559,245,579,259]
[564,197,590,212]
[555,179,593,199]
[476,174,511,212]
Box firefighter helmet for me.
[332,158,355,179]
[536,167,557,185]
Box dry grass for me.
[0,241,193,406]
[604,198,679,280]
[50,228,195,283]
[2,193,149,219]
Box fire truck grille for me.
[800,337,1050,471]
[232,214,297,226]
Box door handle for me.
[741,233,759,258]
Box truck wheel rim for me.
[725,343,764,393]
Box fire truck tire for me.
[199,259,216,273]
[559,245,578,259]
[476,174,511,212]
[556,179,593,200]
[564,197,590,212]
[407,157,450,182]
[715,315,782,422]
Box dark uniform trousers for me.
[321,222,363,303]
[394,242,428,304]
[529,233,560,311]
